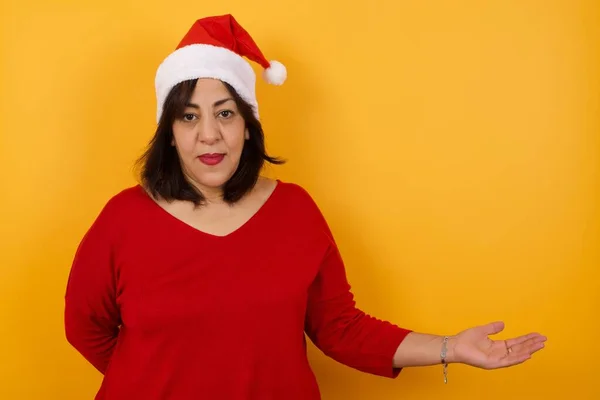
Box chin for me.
[193,173,234,189]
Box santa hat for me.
[154,14,286,123]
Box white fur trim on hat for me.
[154,44,259,123]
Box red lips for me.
[198,153,225,166]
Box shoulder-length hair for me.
[135,78,285,206]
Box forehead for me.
[189,78,231,102]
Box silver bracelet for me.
[441,336,449,384]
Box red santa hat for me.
[154,14,286,123]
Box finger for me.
[486,336,546,369]
[511,337,546,356]
[505,333,547,348]
[481,321,505,336]
[490,342,542,369]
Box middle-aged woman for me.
[64,13,547,400]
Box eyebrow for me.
[185,97,234,109]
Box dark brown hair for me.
[136,78,284,206]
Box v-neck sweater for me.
[64,180,412,399]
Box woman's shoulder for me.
[272,179,318,207]
[93,184,149,221]
[269,178,329,223]
[106,183,147,206]
[76,184,148,245]
[269,179,335,241]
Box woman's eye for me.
[218,110,233,118]
[183,113,196,121]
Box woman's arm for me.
[304,234,545,377]
[392,332,455,368]
[306,238,545,378]
[64,200,122,374]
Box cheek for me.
[172,132,196,156]
[223,128,247,155]
[228,136,246,157]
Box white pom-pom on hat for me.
[263,60,287,85]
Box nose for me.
[197,115,221,144]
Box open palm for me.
[451,321,546,369]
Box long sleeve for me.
[304,240,412,378]
[64,201,121,374]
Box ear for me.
[244,128,250,140]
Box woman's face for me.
[171,78,249,193]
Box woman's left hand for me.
[449,321,546,369]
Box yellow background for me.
[1,0,598,399]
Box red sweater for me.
[64,180,412,399]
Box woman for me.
[64,14,546,400]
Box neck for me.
[198,187,224,205]
[189,181,225,205]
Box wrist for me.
[441,335,458,364]
[439,335,458,385]
[445,335,458,364]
